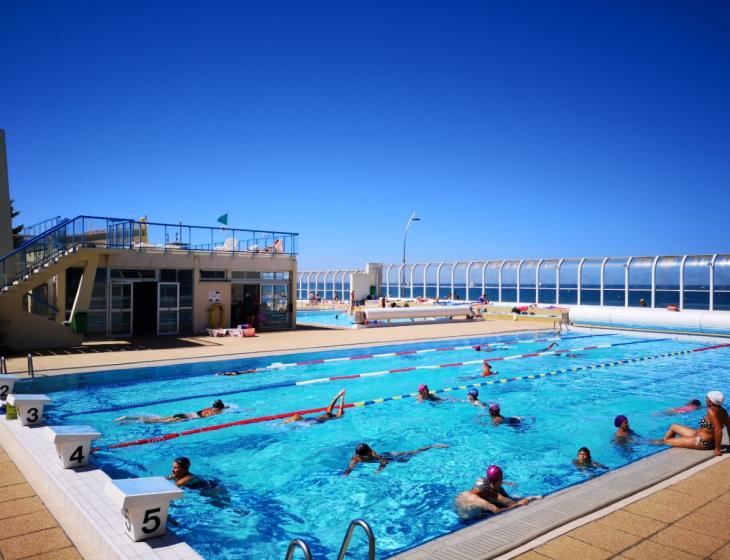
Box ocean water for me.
[27,331,730,559]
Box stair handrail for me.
[284,539,312,560]
[1,217,72,261]
[20,215,64,238]
[336,519,376,560]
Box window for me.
[200,270,226,281]
[231,271,261,280]
[261,272,290,280]
[110,269,156,279]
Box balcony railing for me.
[1,215,298,291]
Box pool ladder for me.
[284,518,375,560]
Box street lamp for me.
[402,211,421,265]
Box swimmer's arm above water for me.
[342,457,361,476]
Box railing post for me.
[27,353,34,379]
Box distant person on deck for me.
[639,298,648,307]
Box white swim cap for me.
[707,391,725,405]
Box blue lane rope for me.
[69,333,619,392]
[63,337,666,418]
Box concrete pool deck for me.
[1,319,729,559]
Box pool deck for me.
[2,318,729,559]
[510,454,730,560]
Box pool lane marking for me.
[96,345,716,450]
[258,333,615,371]
[65,338,650,417]
[80,333,619,391]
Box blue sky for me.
[2,1,729,269]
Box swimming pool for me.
[297,309,354,327]
[26,331,730,559]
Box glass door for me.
[110,282,132,336]
[158,282,179,335]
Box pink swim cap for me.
[486,465,503,482]
[418,384,427,392]
[489,403,500,413]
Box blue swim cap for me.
[468,388,479,397]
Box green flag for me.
[217,213,228,226]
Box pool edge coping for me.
[389,444,724,560]
[0,416,203,560]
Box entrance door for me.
[158,282,179,335]
[110,282,132,336]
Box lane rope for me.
[94,341,728,450]
[79,333,615,391]
[66,337,650,417]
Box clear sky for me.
[2,1,729,269]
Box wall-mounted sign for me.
[208,290,221,303]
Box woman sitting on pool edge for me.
[115,399,228,424]
[343,442,448,475]
[659,391,728,455]
[284,389,346,424]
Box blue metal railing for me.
[19,216,64,239]
[1,215,299,291]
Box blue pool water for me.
[297,310,354,327]
[25,331,730,559]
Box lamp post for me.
[401,212,420,297]
[402,212,421,265]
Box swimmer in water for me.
[454,465,539,520]
[474,345,494,352]
[572,447,607,470]
[216,368,258,376]
[466,388,485,407]
[659,399,702,416]
[115,400,227,424]
[489,403,521,426]
[343,442,448,475]
[540,342,558,352]
[613,415,635,441]
[168,456,198,487]
[417,384,443,402]
[284,389,346,424]
[482,360,497,377]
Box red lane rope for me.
[692,342,730,352]
[95,340,729,452]
[99,403,357,450]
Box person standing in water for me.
[455,465,539,520]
